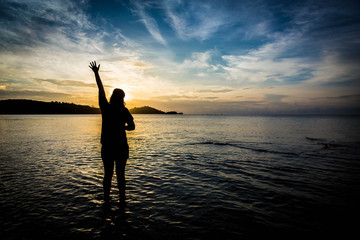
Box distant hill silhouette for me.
[0,99,100,114]
[130,106,164,114]
[0,99,182,114]
[129,106,182,114]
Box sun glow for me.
[124,91,131,101]
[111,87,132,101]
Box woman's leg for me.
[116,156,128,203]
[102,147,114,202]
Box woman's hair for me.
[109,88,125,107]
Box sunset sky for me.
[0,0,359,114]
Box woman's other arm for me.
[125,110,135,131]
[125,120,135,131]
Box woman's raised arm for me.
[89,61,106,98]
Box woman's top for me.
[99,96,133,147]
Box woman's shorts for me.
[101,144,129,161]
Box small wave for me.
[186,141,298,156]
[305,137,350,148]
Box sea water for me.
[1,114,360,239]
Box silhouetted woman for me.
[89,61,135,204]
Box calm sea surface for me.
[1,114,360,239]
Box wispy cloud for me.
[181,50,214,69]
[119,61,152,69]
[175,49,225,81]
[264,94,288,103]
[310,94,360,101]
[197,88,234,93]
[0,89,70,99]
[163,0,230,41]
[131,0,167,45]
[221,28,315,84]
[32,78,112,88]
[0,0,109,105]
[0,0,93,50]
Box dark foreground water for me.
[1,114,360,239]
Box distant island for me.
[130,106,182,114]
[0,99,183,115]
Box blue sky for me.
[0,0,359,114]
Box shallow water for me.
[1,114,360,239]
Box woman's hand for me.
[89,61,100,73]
